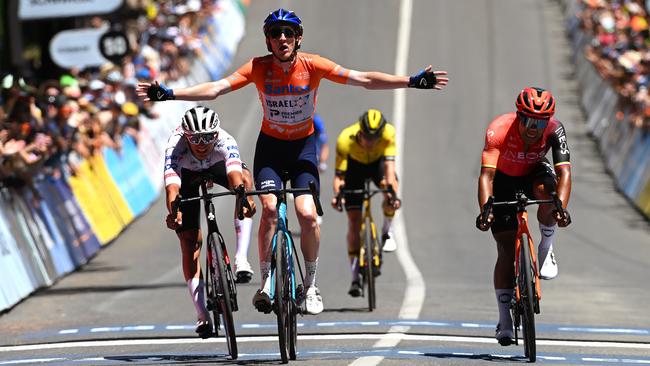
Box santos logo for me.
[264,84,310,95]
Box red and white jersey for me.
[164,126,242,187]
[481,112,571,177]
[225,52,351,140]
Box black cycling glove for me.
[408,69,437,89]
[147,83,175,101]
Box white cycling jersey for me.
[164,126,243,187]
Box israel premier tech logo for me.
[264,84,310,95]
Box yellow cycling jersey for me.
[335,122,397,173]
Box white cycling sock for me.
[382,216,393,236]
[496,288,514,328]
[234,217,252,261]
[304,258,318,288]
[538,222,556,262]
[188,278,208,320]
[350,256,360,282]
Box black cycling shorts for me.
[491,159,557,234]
[176,161,249,233]
[253,131,320,196]
[342,157,396,211]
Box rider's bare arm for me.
[383,159,399,193]
[554,164,571,209]
[346,70,410,89]
[173,79,233,101]
[166,184,181,213]
[478,167,496,209]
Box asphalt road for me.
[1,1,649,365]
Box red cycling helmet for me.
[515,87,555,119]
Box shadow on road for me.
[32,283,185,297]
[105,354,285,365]
[424,352,526,363]
[322,306,371,313]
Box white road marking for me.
[0,358,63,365]
[352,1,420,366]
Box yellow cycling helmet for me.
[359,109,387,138]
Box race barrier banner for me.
[563,0,650,218]
[0,196,35,311]
[102,136,157,217]
[52,178,102,260]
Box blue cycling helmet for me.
[263,8,303,36]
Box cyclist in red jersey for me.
[476,87,572,346]
[138,8,448,315]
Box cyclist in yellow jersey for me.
[331,109,402,297]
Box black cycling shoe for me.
[235,270,253,284]
[348,281,363,297]
[495,323,514,346]
[252,289,273,314]
[195,319,212,339]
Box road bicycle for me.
[335,179,397,311]
[172,173,247,360]
[479,191,566,363]
[240,180,323,363]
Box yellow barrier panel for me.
[67,160,122,244]
[89,155,135,227]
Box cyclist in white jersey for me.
[164,106,256,338]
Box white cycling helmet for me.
[181,106,220,135]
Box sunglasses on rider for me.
[359,131,380,141]
[185,132,218,145]
[268,26,296,39]
[518,113,549,130]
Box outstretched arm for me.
[136,79,233,102]
[346,65,449,90]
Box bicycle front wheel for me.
[274,236,290,364]
[364,219,376,311]
[519,233,536,362]
[211,233,238,360]
[285,235,298,360]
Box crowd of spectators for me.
[578,0,650,129]
[0,0,215,193]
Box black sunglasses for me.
[268,26,296,39]
[518,113,549,130]
[185,132,218,145]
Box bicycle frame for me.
[513,208,541,303]
[358,179,381,273]
[269,192,299,308]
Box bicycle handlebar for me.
[478,192,568,228]
[334,184,399,210]
[171,189,244,217]
[240,180,323,217]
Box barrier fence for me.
[0,0,248,313]
[562,0,650,218]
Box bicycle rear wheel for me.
[274,237,289,364]
[364,219,376,311]
[211,233,238,360]
[519,234,536,362]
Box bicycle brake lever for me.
[309,181,324,216]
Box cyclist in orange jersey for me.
[138,8,448,315]
[476,87,572,346]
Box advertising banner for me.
[52,179,101,259]
[49,26,110,69]
[37,178,87,266]
[68,159,124,244]
[0,198,34,312]
[89,155,134,227]
[23,187,75,276]
[19,0,123,20]
[102,136,156,216]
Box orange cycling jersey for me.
[226,52,351,140]
[481,112,571,177]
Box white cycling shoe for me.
[382,231,397,252]
[234,258,254,284]
[304,286,324,315]
[539,248,558,280]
